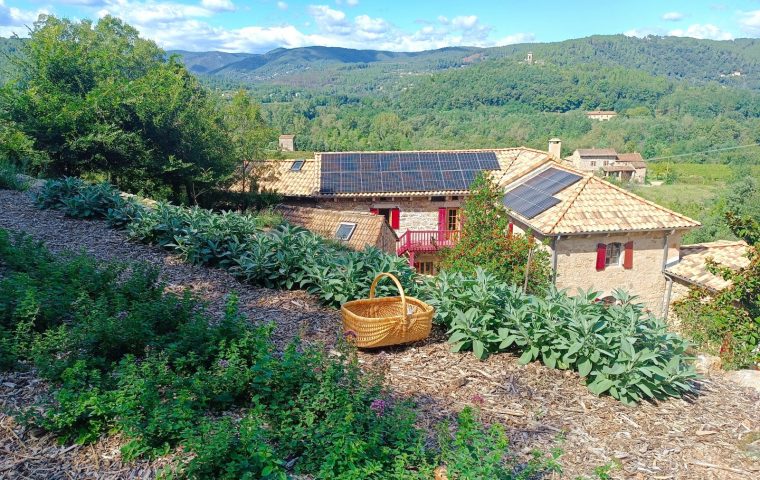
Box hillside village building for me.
[585,110,617,121]
[566,148,647,183]
[259,142,699,316]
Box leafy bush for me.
[673,213,760,369]
[437,407,561,480]
[0,161,29,191]
[35,178,125,219]
[421,269,697,404]
[37,178,419,309]
[440,173,551,293]
[5,231,564,478]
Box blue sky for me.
[3,1,760,52]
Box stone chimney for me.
[279,134,295,152]
[548,138,561,159]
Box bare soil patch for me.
[1,189,758,479]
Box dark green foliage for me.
[0,160,28,191]
[420,269,697,404]
[440,173,550,292]
[1,15,237,204]
[38,178,419,308]
[674,215,760,369]
[437,407,561,479]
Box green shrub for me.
[437,407,561,479]
[440,173,551,293]
[0,161,29,191]
[35,178,419,308]
[421,269,697,404]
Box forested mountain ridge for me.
[168,35,760,90]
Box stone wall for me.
[553,231,672,316]
[287,197,462,235]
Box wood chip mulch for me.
[1,189,759,479]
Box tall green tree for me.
[222,90,274,193]
[440,173,551,292]
[0,15,235,203]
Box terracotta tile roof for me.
[602,165,635,172]
[279,134,295,139]
[259,147,699,236]
[586,110,617,115]
[616,152,647,168]
[665,241,750,291]
[276,205,397,253]
[577,148,618,157]
[260,148,551,198]
[510,167,701,235]
[259,159,320,197]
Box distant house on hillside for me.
[566,148,646,183]
[258,140,699,315]
[586,110,617,121]
[279,134,295,152]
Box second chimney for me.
[548,138,562,159]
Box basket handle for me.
[369,272,409,328]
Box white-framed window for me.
[590,161,596,167]
[335,222,356,241]
[605,242,623,267]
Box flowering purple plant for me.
[218,359,229,368]
[116,311,128,320]
[370,399,387,417]
[471,393,485,406]
[344,330,358,342]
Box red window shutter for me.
[596,243,607,271]
[508,222,514,237]
[370,208,379,215]
[390,208,400,229]
[623,241,634,269]
[438,208,447,232]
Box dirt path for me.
[1,189,759,479]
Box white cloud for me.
[200,0,235,12]
[49,0,533,53]
[451,15,478,30]
[437,15,449,25]
[669,23,733,40]
[335,0,359,6]
[0,0,48,37]
[739,10,760,35]
[661,11,684,22]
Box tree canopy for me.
[0,15,273,204]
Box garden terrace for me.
[0,188,759,478]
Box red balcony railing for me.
[397,230,460,255]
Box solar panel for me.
[503,185,561,219]
[319,151,500,194]
[525,168,582,195]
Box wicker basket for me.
[341,272,434,348]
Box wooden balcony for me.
[397,230,460,255]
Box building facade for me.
[585,110,617,121]
[566,148,647,183]
[259,144,698,316]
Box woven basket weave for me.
[341,272,434,348]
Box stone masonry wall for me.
[554,231,672,316]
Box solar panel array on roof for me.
[319,151,499,194]
[503,167,582,219]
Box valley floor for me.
[0,189,758,479]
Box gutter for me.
[551,235,559,285]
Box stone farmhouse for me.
[566,148,647,183]
[259,143,700,316]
